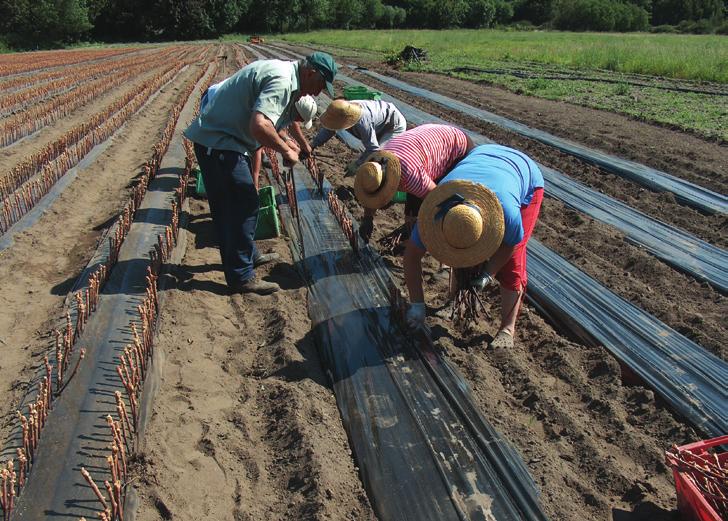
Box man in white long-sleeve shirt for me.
[311,99,407,175]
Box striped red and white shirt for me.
[383,124,469,198]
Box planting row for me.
[0,46,189,146]
[0,46,214,235]
[0,47,178,116]
[0,49,152,94]
[0,47,140,78]
[0,57,214,520]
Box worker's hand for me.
[359,215,374,243]
[286,138,301,154]
[300,142,313,160]
[405,302,426,331]
[282,148,299,167]
[344,160,358,177]
[471,271,498,291]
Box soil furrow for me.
[133,198,375,521]
[0,59,206,446]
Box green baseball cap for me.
[307,51,337,97]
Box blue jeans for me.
[194,143,258,286]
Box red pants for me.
[496,188,544,292]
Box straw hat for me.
[354,151,401,209]
[418,180,504,268]
[320,99,362,130]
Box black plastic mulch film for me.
[1,67,208,520]
[276,159,548,521]
[251,44,727,439]
[351,67,728,216]
[263,42,728,295]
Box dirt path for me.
[0,59,207,445]
[133,196,376,521]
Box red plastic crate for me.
[665,435,728,521]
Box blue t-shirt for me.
[411,144,545,249]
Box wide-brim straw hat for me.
[320,99,362,130]
[354,151,401,209]
[418,180,504,268]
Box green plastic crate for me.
[258,185,275,208]
[194,168,206,196]
[344,85,382,101]
[392,191,406,203]
[255,204,280,239]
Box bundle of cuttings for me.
[450,265,492,326]
[666,441,728,519]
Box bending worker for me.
[250,96,317,189]
[185,52,337,295]
[312,98,406,175]
[403,144,545,349]
[353,123,475,241]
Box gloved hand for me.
[405,302,426,330]
[344,161,358,177]
[359,215,374,243]
[471,272,498,291]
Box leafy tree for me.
[363,0,385,26]
[552,0,617,30]
[393,4,407,24]
[613,1,649,30]
[331,0,365,28]
[209,0,250,34]
[513,0,554,24]
[91,0,152,41]
[494,0,515,23]
[298,0,331,31]
[652,0,724,24]
[466,0,497,27]
[2,0,92,47]
[430,0,470,27]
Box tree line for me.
[0,0,725,49]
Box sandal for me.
[488,330,514,350]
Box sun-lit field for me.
[270,30,728,140]
[280,29,728,82]
[1,37,727,521]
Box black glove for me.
[359,216,374,243]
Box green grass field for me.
[280,29,728,83]
[272,29,728,141]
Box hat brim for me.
[320,102,362,130]
[303,119,313,129]
[418,180,504,268]
[354,151,401,210]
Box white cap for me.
[295,95,317,129]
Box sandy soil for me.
[0,57,208,447]
[316,138,695,521]
[132,195,375,521]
